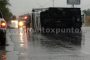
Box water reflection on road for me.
[6,28,29,60]
[4,27,90,60]
[30,32,82,54]
[0,51,6,60]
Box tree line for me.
[83,9,90,16]
[0,0,13,21]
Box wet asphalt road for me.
[0,27,90,60]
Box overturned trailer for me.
[32,7,82,34]
[32,7,82,45]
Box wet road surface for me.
[0,27,90,60]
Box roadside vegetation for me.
[0,0,13,22]
[83,9,90,26]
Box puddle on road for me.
[31,32,82,49]
[5,28,90,60]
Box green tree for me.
[0,0,12,21]
[83,9,90,16]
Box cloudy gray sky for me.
[9,0,89,16]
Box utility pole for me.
[72,4,74,8]
[0,8,3,18]
[53,0,54,7]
